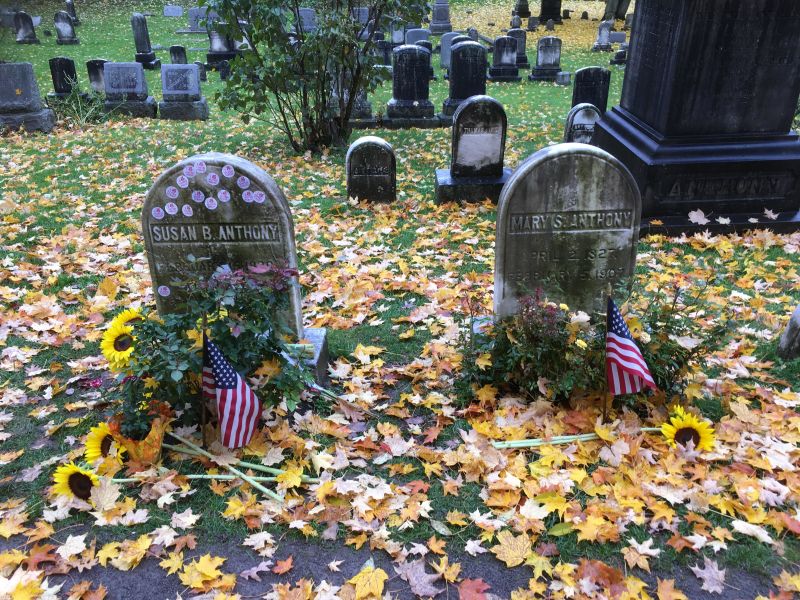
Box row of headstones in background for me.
[177,6,220,34]
[142,153,328,383]
[0,63,56,133]
[13,2,79,44]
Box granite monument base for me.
[350,115,447,129]
[158,98,209,120]
[303,327,330,386]
[592,43,613,52]
[488,67,521,82]
[435,167,513,204]
[593,106,800,231]
[0,109,56,133]
[135,52,161,69]
[386,99,435,119]
[430,23,452,34]
[529,67,559,81]
[56,38,79,45]
[104,96,157,118]
[16,38,40,45]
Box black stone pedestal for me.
[386,99,435,120]
[135,52,160,70]
[206,51,237,70]
[435,167,512,203]
[0,110,55,132]
[488,66,520,82]
[159,98,209,120]
[529,67,558,81]
[104,96,157,117]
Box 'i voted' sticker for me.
[165,202,178,215]
[242,190,253,203]
[151,206,165,220]
[183,165,196,178]
[253,191,266,204]
[218,190,231,203]
[191,190,204,203]
[157,285,171,297]
[222,165,235,178]
[237,175,251,189]
[206,172,220,186]
[182,204,194,217]
[176,175,190,188]
[165,186,179,199]
[194,161,207,173]
[205,197,218,210]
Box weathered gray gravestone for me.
[488,36,520,82]
[164,5,184,18]
[386,45,435,121]
[555,71,571,85]
[609,31,626,44]
[527,17,539,31]
[54,10,79,44]
[506,28,529,69]
[159,63,208,120]
[514,0,531,19]
[346,137,396,202]
[439,31,460,74]
[510,15,522,29]
[103,62,157,117]
[593,0,800,230]
[545,19,555,31]
[296,8,316,33]
[86,59,109,94]
[441,41,487,117]
[194,60,207,81]
[405,28,430,45]
[390,21,405,45]
[142,153,328,383]
[436,95,512,204]
[777,306,800,360]
[430,0,452,34]
[132,13,160,69]
[564,103,602,144]
[206,29,237,70]
[494,143,641,317]
[178,7,210,33]
[0,63,56,133]
[539,0,562,24]
[48,57,82,99]
[592,20,613,52]
[529,36,561,81]
[14,11,39,44]
[572,67,611,114]
[581,11,589,20]
[65,0,80,25]
[170,45,188,64]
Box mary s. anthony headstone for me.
[442,41,487,117]
[564,103,602,144]
[0,63,56,133]
[86,59,109,94]
[14,11,39,44]
[65,0,80,25]
[132,13,160,69]
[142,153,328,382]
[103,62,157,117]
[386,45,435,123]
[572,67,611,114]
[529,36,561,81]
[593,0,800,231]
[436,95,512,203]
[346,137,396,203]
[494,143,641,317]
[159,64,208,120]
[54,11,79,44]
[488,36,520,82]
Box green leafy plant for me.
[201,0,426,151]
[47,76,107,126]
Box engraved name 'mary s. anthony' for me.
[509,210,633,232]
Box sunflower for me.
[661,410,715,452]
[101,320,135,372]
[52,462,99,501]
[84,422,124,464]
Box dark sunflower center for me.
[674,427,701,447]
[68,472,94,500]
[113,334,133,352]
[100,435,113,457]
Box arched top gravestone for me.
[451,95,506,178]
[346,136,396,203]
[494,143,641,318]
[564,103,601,144]
[142,153,304,338]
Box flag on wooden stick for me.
[606,297,657,395]
[203,333,261,448]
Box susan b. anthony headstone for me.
[142,153,328,382]
[494,143,641,317]
[346,137,396,202]
[564,103,602,144]
[436,95,512,203]
[0,63,56,133]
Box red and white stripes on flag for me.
[202,333,261,448]
[606,297,657,395]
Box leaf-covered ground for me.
[2,1,800,598]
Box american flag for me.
[606,297,657,395]
[203,334,261,448]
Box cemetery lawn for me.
[2,1,800,598]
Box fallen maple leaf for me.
[272,556,294,575]
[491,530,532,568]
[458,578,490,600]
[395,559,443,597]
[656,578,688,600]
[688,209,710,225]
[348,565,388,600]
[690,556,726,594]
[240,560,273,582]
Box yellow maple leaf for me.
[348,566,388,600]
[352,344,384,364]
[97,542,120,567]
[475,353,492,370]
[399,328,415,340]
[275,467,304,489]
[446,511,468,527]
[431,556,461,582]
[254,358,282,379]
[491,530,532,568]
[526,552,553,580]
[160,551,184,575]
[196,554,226,579]
[475,384,498,403]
